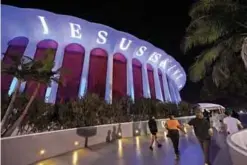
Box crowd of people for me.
[148,105,244,165]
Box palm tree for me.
[1,53,35,130]
[182,0,247,86]
[2,51,66,137]
[200,55,247,101]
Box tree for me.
[1,53,36,130]
[2,93,193,136]
[182,0,247,86]
[130,98,153,121]
[178,101,192,116]
[200,55,247,106]
[2,51,66,137]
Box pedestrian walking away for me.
[165,114,186,160]
[148,116,162,150]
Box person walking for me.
[203,109,211,122]
[165,114,186,160]
[210,111,221,132]
[231,110,240,120]
[148,116,162,150]
[188,106,213,165]
[223,109,243,135]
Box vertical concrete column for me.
[105,54,114,103]
[168,79,178,103]
[162,73,172,102]
[172,82,179,104]
[46,48,65,103]
[174,85,182,102]
[127,58,135,101]
[142,64,151,98]
[78,49,91,98]
[154,68,163,101]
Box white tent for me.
[197,103,225,111]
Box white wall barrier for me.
[1,116,194,165]
[227,129,247,165]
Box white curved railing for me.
[227,129,247,165]
[1,116,194,165]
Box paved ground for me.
[34,131,232,165]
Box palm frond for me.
[184,0,247,86]
[212,60,230,87]
[241,37,247,69]
[51,77,65,86]
[55,67,71,76]
[184,0,247,53]
[2,53,22,65]
[1,68,16,76]
[189,44,224,82]
[189,0,239,20]
[183,23,227,52]
[222,35,244,52]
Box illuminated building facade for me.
[1,5,186,103]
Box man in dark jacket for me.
[188,106,213,165]
[148,116,162,150]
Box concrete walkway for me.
[34,132,232,165]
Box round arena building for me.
[1,5,186,103]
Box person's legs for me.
[202,140,210,165]
[198,139,204,149]
[174,131,180,156]
[150,133,155,150]
[150,132,162,150]
[154,134,162,147]
[169,130,180,157]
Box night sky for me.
[2,0,201,103]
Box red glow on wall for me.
[113,53,127,99]
[147,64,156,99]
[132,59,143,99]
[1,45,26,94]
[56,44,85,101]
[87,48,108,98]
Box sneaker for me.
[149,146,153,150]
[175,154,180,160]
[157,144,162,148]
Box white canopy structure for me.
[197,103,225,111]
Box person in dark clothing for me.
[148,116,162,150]
[203,109,210,122]
[165,114,186,159]
[231,110,240,120]
[188,107,213,165]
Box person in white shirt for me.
[223,110,243,134]
[210,111,222,132]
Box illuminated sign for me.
[37,15,172,69]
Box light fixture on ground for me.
[118,132,122,139]
[74,141,79,146]
[39,149,45,155]
[134,129,140,136]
